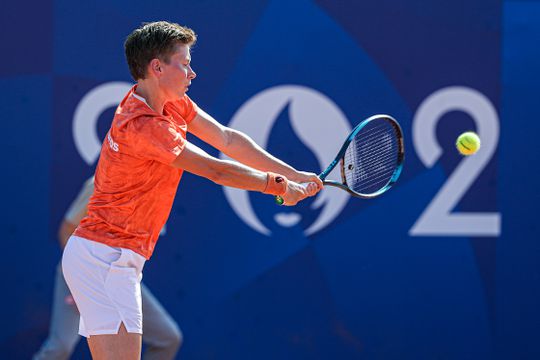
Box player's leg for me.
[141,284,182,360]
[87,323,141,360]
[33,263,81,360]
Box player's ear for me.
[149,59,162,77]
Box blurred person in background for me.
[33,177,182,360]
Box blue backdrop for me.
[1,0,539,359]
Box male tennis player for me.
[62,21,322,359]
[34,177,182,360]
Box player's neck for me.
[135,80,167,115]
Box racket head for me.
[335,114,404,198]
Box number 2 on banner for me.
[409,87,501,237]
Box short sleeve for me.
[183,95,198,123]
[166,95,199,124]
[129,117,186,164]
[65,177,94,224]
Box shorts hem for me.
[79,324,143,338]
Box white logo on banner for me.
[220,85,351,236]
[73,82,132,165]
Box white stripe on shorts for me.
[62,236,146,337]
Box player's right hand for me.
[280,181,320,206]
[290,171,324,190]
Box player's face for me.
[160,43,196,100]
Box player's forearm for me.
[172,142,269,192]
[222,130,300,180]
[209,159,269,191]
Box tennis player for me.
[62,21,322,359]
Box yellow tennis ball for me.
[456,132,481,155]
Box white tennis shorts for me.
[62,235,146,337]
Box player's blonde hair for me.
[124,21,197,80]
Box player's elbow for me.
[58,221,77,249]
[222,128,236,148]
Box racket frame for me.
[321,114,404,198]
[275,114,404,205]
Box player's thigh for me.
[87,323,141,360]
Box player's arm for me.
[58,201,88,249]
[188,109,323,189]
[58,220,79,249]
[58,177,92,249]
[171,141,318,205]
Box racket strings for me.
[354,134,396,167]
[343,122,399,194]
[355,141,397,171]
[347,152,396,193]
[355,167,397,190]
[349,152,396,192]
[354,144,397,192]
[345,145,396,181]
[345,126,393,174]
[354,153,397,182]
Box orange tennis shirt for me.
[74,85,198,259]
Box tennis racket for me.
[276,114,404,205]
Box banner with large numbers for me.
[2,0,539,359]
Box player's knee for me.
[54,344,72,359]
[153,318,182,352]
[33,336,76,360]
[56,336,78,358]
[166,322,183,350]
